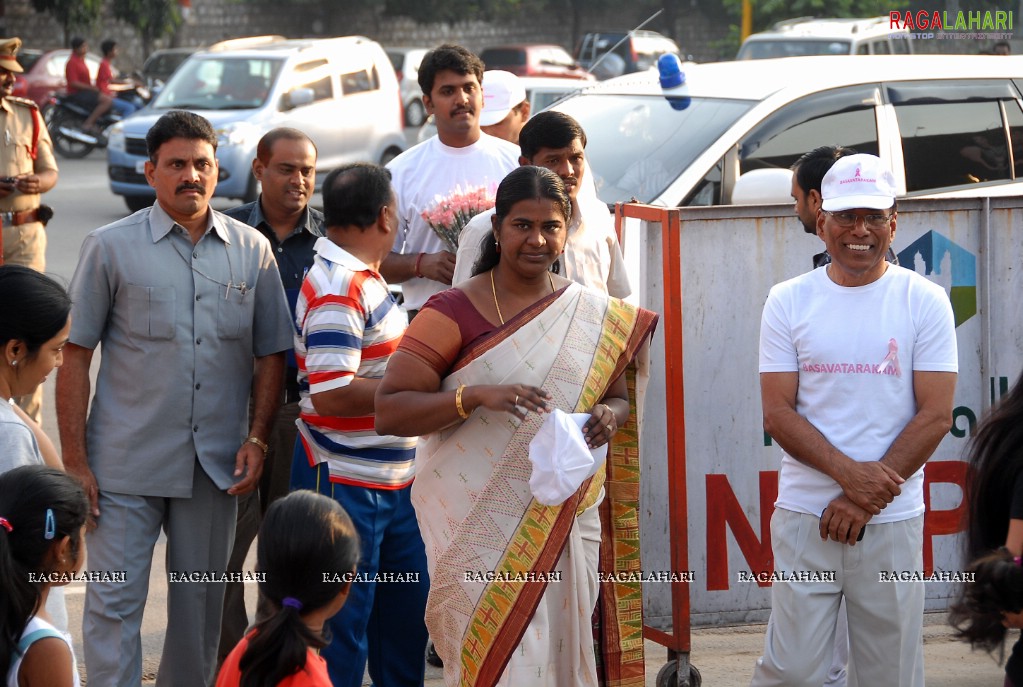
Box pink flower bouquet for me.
[420,183,497,252]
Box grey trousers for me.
[218,401,300,663]
[83,460,237,687]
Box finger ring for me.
[514,395,519,406]
[605,423,613,431]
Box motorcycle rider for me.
[64,37,113,135]
[98,40,139,118]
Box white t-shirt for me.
[759,265,958,523]
[387,133,519,310]
[0,399,42,472]
[451,199,631,298]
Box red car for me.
[480,45,593,80]
[12,48,101,108]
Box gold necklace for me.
[490,269,555,325]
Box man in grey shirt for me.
[56,111,293,687]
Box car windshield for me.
[555,93,754,204]
[737,39,853,60]
[481,49,527,67]
[16,52,42,72]
[145,52,193,81]
[153,56,283,110]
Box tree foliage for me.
[29,0,103,45]
[110,0,181,56]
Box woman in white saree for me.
[376,167,656,687]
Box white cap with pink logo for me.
[821,154,898,212]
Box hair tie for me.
[0,517,12,533]
[282,597,303,611]
[44,509,55,540]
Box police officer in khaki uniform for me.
[1,37,60,422]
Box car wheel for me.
[49,108,96,160]
[405,99,426,128]
[123,196,152,213]
[243,173,260,203]
[379,147,403,166]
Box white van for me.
[108,35,406,212]
[550,55,1023,208]
[736,17,912,59]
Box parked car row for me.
[549,55,1023,208]
[79,31,1013,223]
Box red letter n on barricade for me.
[706,471,778,590]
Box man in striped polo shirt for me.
[291,162,427,687]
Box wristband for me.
[455,384,470,419]
[245,436,269,456]
[414,252,426,278]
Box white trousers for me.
[750,508,924,687]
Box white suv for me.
[551,54,1023,208]
[737,17,912,59]
[108,35,406,213]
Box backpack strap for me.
[16,627,64,656]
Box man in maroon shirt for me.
[64,37,112,133]
[98,39,138,118]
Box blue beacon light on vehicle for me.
[658,53,690,111]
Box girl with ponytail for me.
[216,490,359,687]
[0,465,89,686]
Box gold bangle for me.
[245,436,269,455]
[455,384,470,419]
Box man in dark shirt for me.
[218,127,323,662]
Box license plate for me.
[135,160,146,174]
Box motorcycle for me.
[45,79,151,159]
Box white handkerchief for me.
[527,409,608,506]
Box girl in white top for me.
[0,465,89,686]
[0,264,74,636]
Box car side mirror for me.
[730,168,794,205]
[281,87,314,111]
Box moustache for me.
[176,183,206,194]
[451,107,474,116]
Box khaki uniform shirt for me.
[0,96,57,213]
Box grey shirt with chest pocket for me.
[67,203,293,498]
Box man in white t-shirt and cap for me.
[478,69,530,144]
[752,153,958,687]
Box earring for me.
[10,360,16,367]
[495,241,501,253]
